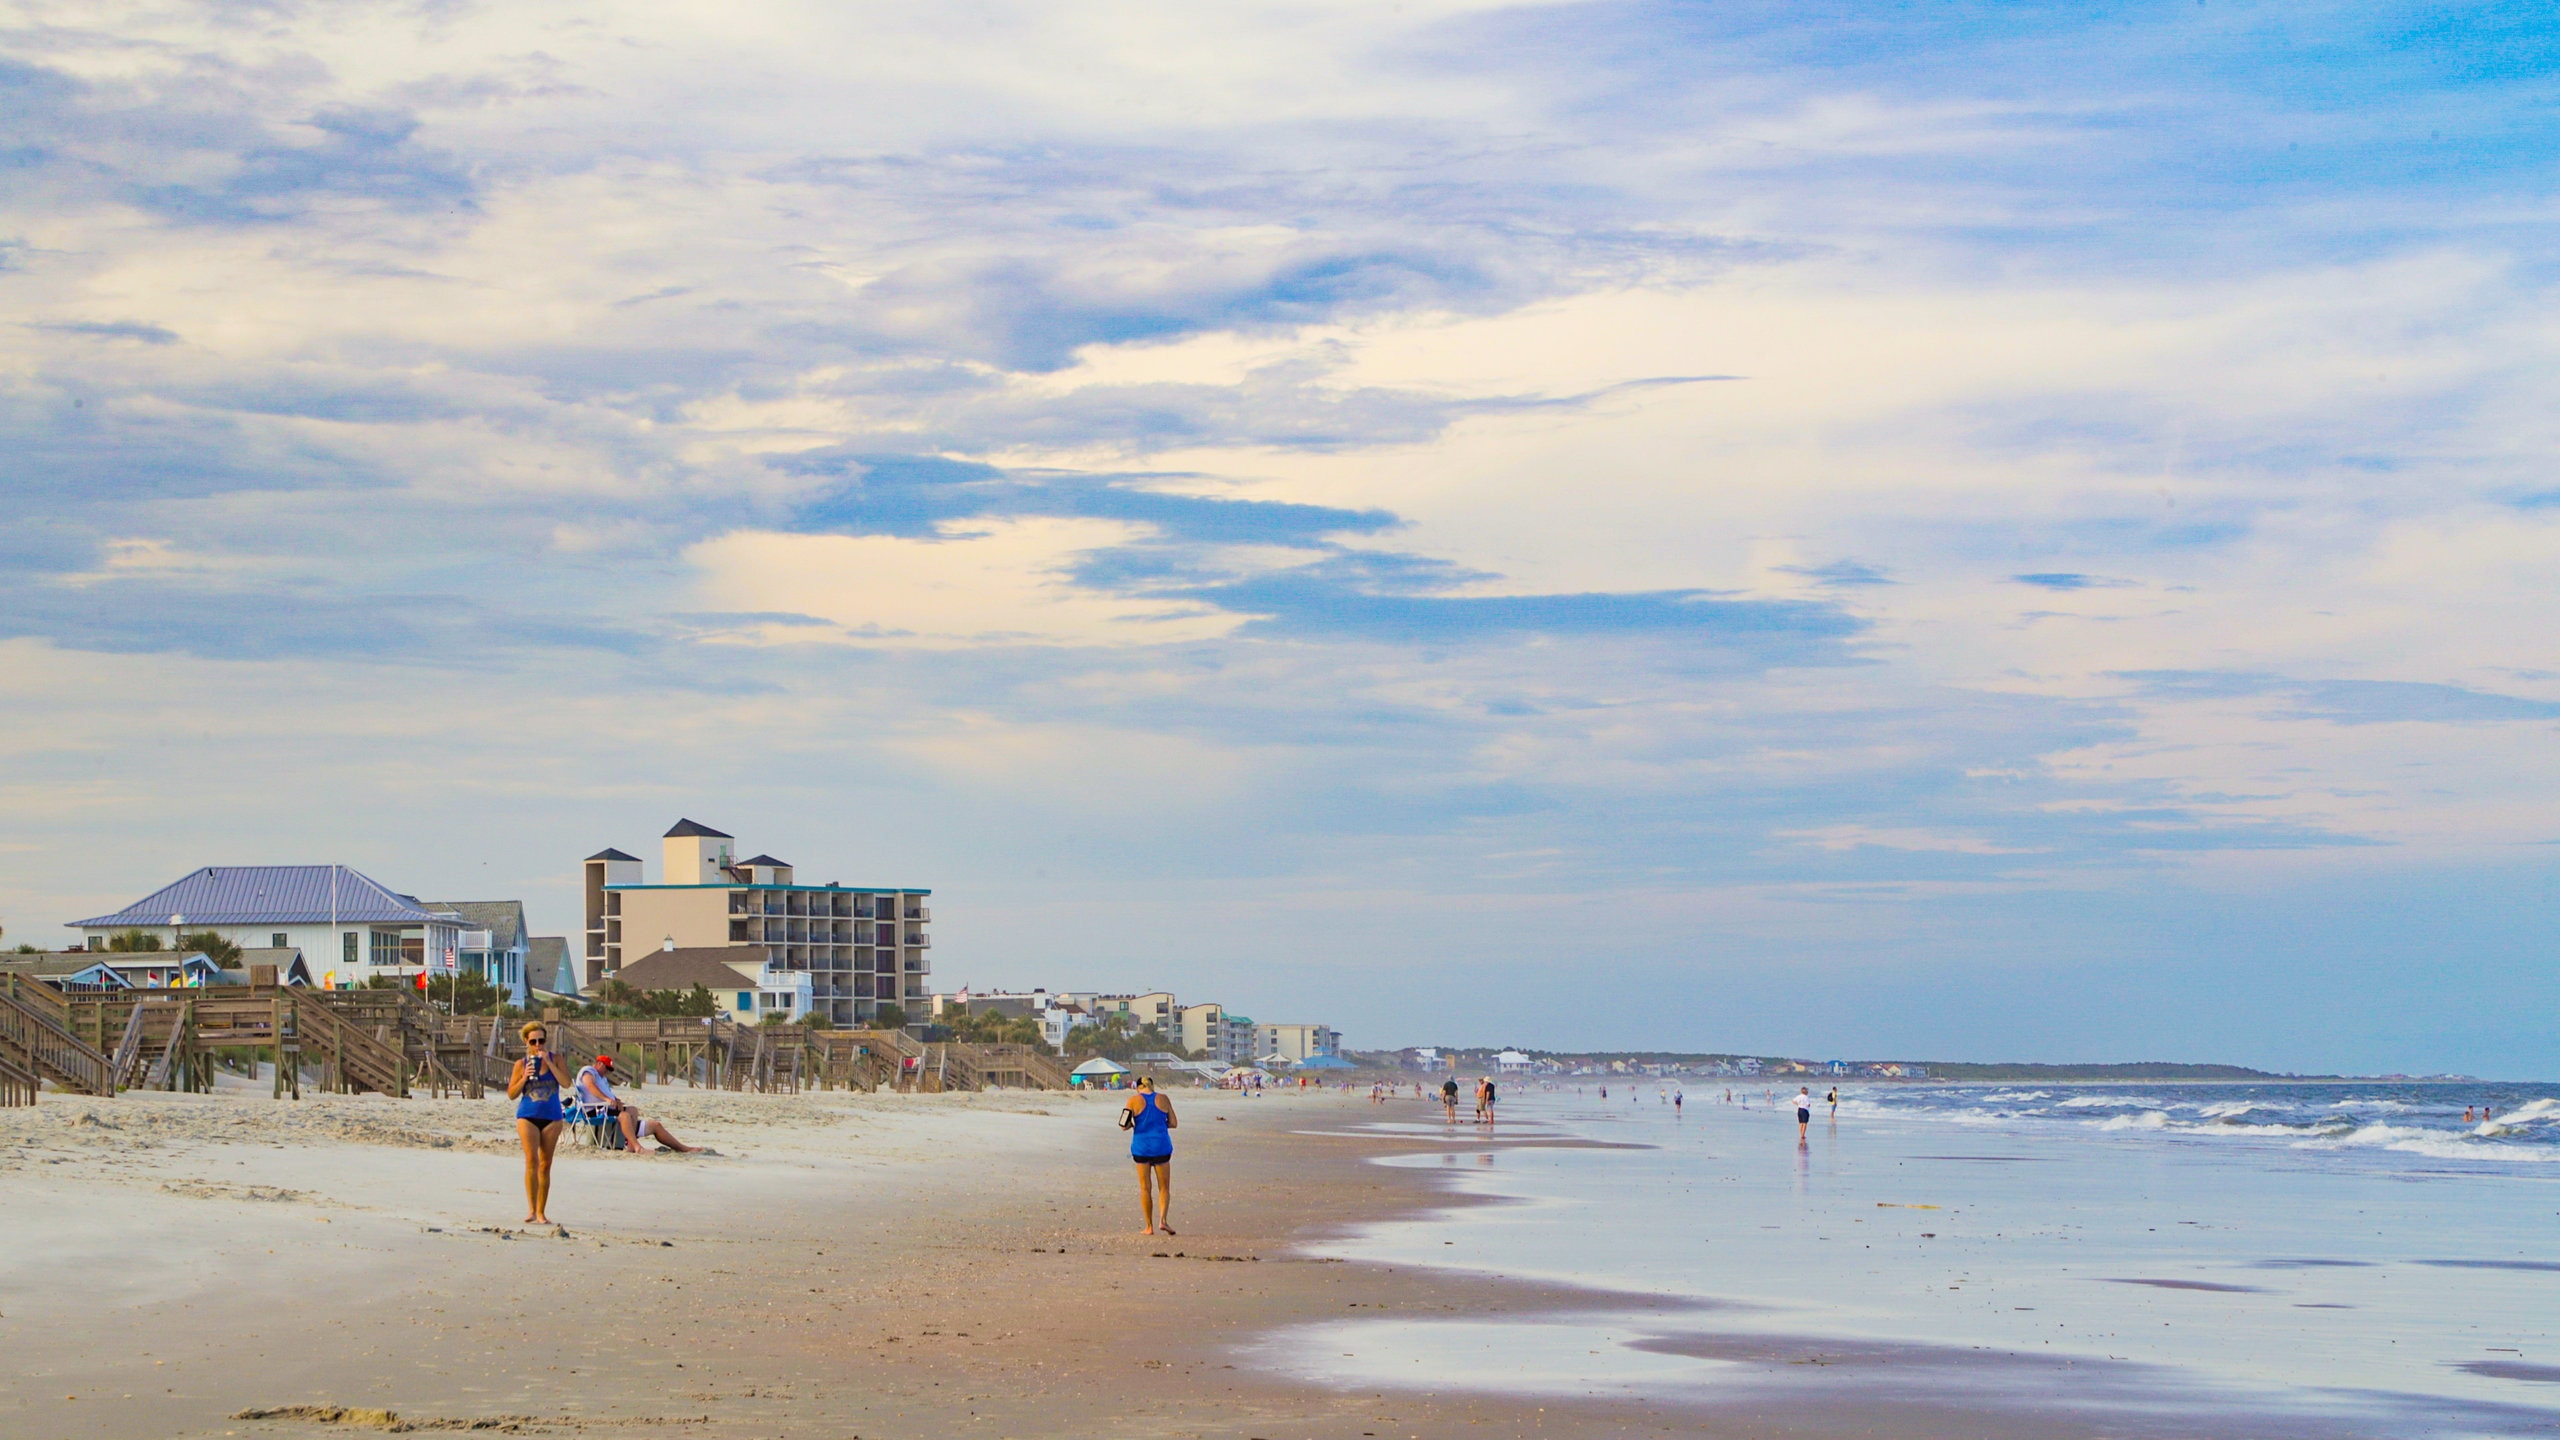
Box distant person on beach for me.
[507,1021,566,1225]
[1794,1086,1813,1141]
[1827,1087,1839,1120]
[1483,1079,1498,1124]
[1674,1090,1683,1112]
[1442,1077,1460,1123]
[1121,1076,1178,1235]
[574,1056,700,1155]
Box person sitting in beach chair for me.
[572,1055,699,1155]
[566,1090,626,1151]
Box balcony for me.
[908,933,931,948]
[903,903,929,921]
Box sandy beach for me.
[0,1085,1704,1440]
[6,1081,2549,1440]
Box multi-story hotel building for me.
[581,819,930,1026]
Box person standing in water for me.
[1121,1075,1178,1235]
[507,1021,566,1225]
[1827,1086,1839,1122]
[1483,1078,1498,1125]
[1441,1076,1460,1124]
[1794,1086,1813,1142]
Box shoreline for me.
[7,1084,2524,1439]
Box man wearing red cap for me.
[573,1054,701,1155]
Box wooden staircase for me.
[0,982,115,1097]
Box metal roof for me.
[68,866,454,929]
[587,847,640,863]
[663,819,732,838]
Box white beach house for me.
[70,865,468,991]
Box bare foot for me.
[1161,1223,1177,1236]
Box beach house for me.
[580,820,931,1026]
[69,865,468,990]
[610,942,815,1020]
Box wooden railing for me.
[0,1053,37,1106]
[0,985,116,1096]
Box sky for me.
[2,1,2554,1076]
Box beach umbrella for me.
[1070,1057,1129,1076]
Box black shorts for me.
[1797,1108,1812,1123]
[1133,1153,1171,1167]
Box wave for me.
[2487,1097,2560,1125]
[2095,1110,2171,1131]
[2294,1123,2560,1164]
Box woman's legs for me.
[1152,1161,1173,1233]
[641,1118,697,1154]
[531,1120,563,1223]
[1134,1161,1159,1234]
[518,1118,543,1221]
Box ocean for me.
[1251,1081,2560,1438]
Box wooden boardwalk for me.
[0,976,1071,1103]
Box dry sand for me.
[0,1084,1743,1440]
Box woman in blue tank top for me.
[1121,1076,1178,1235]
[508,1020,566,1225]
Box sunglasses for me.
[525,1034,547,1045]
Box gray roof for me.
[741,854,790,868]
[610,946,769,994]
[70,867,451,929]
[664,819,732,838]
[426,900,528,949]
[587,847,640,863]
[2,952,214,975]
[527,936,574,993]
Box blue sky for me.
[3,1,2554,1075]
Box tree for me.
[177,930,243,968]
[872,1002,907,1032]
[1060,1012,1181,1063]
[938,1001,1052,1051]
[591,978,718,1018]
[106,930,164,952]
[795,1011,834,1030]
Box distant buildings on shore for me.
[582,820,929,1028]
[930,987,1342,1068]
[1383,1047,1928,1079]
[39,817,933,1026]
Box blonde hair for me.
[520,1021,548,1042]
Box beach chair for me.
[568,1098,625,1150]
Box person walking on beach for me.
[1121,1076,1178,1235]
[1483,1078,1498,1125]
[1827,1086,1839,1122]
[1794,1086,1813,1142]
[508,1021,566,1225]
[1441,1077,1460,1124]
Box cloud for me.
[2013,572,2134,591]
[33,321,178,344]
[685,517,1242,648]
[2119,671,2560,726]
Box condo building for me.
[582,819,931,1026]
